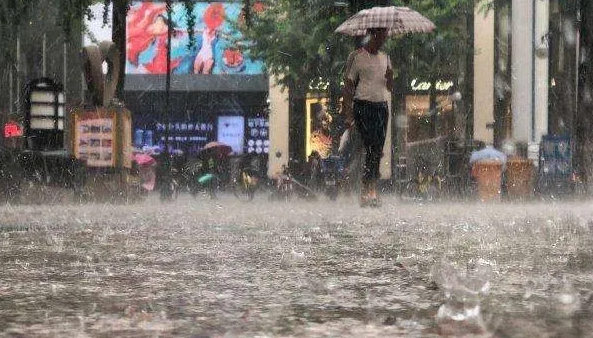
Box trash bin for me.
[505,157,534,199]
[471,160,503,202]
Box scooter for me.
[321,155,345,201]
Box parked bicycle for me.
[270,165,316,202]
[231,167,260,201]
[402,159,446,201]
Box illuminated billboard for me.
[126,2,264,75]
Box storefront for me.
[398,78,459,182]
[403,78,456,144]
[122,1,268,164]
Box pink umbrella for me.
[134,153,156,166]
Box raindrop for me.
[291,249,306,260]
[395,254,418,270]
[555,277,581,317]
[432,259,490,335]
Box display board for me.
[76,116,114,167]
[71,107,132,168]
[217,116,245,155]
[133,114,268,156]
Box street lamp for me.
[160,0,174,201]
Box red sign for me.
[3,122,23,138]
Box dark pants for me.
[353,99,388,185]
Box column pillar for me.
[473,2,495,144]
[512,0,548,158]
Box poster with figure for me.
[306,98,333,159]
[126,1,265,75]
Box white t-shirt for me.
[345,49,392,103]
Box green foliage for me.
[386,0,476,83]
[58,0,96,38]
[183,0,196,48]
[241,0,479,100]
[0,0,35,61]
[0,0,96,62]
[240,0,355,92]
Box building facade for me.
[473,0,580,158]
[122,2,269,169]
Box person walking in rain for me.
[340,27,392,207]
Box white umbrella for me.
[469,146,507,165]
[335,6,435,37]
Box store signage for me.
[410,79,454,91]
[246,117,269,155]
[151,120,215,154]
[3,121,23,138]
[134,115,270,156]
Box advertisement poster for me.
[126,1,264,75]
[306,98,332,158]
[217,116,244,155]
[75,117,115,167]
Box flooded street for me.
[1,195,593,337]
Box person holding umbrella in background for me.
[340,27,391,207]
[337,6,435,207]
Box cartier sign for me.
[410,79,454,91]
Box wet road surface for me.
[1,194,593,337]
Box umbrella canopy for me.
[469,146,507,165]
[134,153,156,166]
[198,173,216,184]
[200,141,233,157]
[335,6,435,37]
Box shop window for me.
[406,94,454,142]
